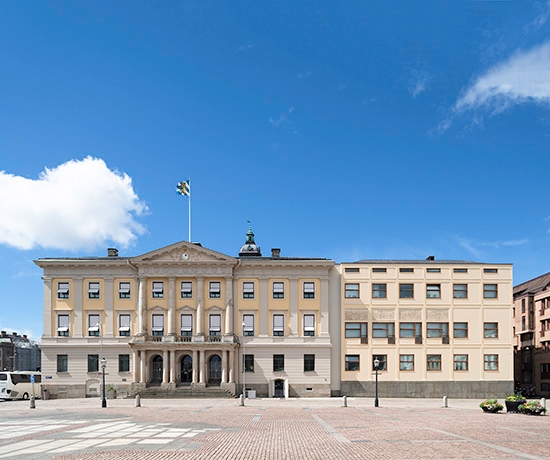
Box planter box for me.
[505,400,525,413]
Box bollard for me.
[30,396,36,409]
[541,397,546,409]
[442,396,448,408]
[239,394,245,406]
[135,395,141,407]
[342,395,347,407]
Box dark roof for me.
[513,271,550,296]
[346,259,494,265]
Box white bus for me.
[0,371,41,400]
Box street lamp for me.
[373,357,380,408]
[97,322,107,408]
[242,321,246,400]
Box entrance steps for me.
[129,386,236,399]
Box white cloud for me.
[269,107,295,128]
[238,44,254,52]
[527,1,550,31]
[296,71,313,79]
[455,235,529,258]
[0,156,147,251]
[408,70,431,98]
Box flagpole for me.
[188,177,191,242]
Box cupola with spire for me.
[239,226,262,257]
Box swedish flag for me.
[176,180,190,196]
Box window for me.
[522,299,526,313]
[522,316,526,330]
[88,354,99,373]
[152,281,164,298]
[180,281,193,298]
[345,322,368,343]
[273,282,285,299]
[303,314,315,336]
[209,314,221,336]
[118,282,131,299]
[209,281,221,298]
[57,314,69,337]
[372,284,387,298]
[273,314,285,336]
[88,314,100,337]
[453,322,468,338]
[454,354,468,371]
[454,268,467,273]
[345,267,360,273]
[399,322,421,338]
[345,355,359,371]
[399,283,414,299]
[427,322,449,338]
[484,322,498,338]
[303,282,315,299]
[88,282,100,299]
[484,354,499,371]
[426,284,441,298]
[119,354,130,372]
[345,283,359,298]
[244,354,254,372]
[243,282,255,299]
[152,314,164,336]
[118,314,131,336]
[57,354,68,373]
[427,268,441,273]
[427,354,441,371]
[484,268,498,273]
[304,354,315,372]
[399,268,414,273]
[453,284,467,299]
[373,355,387,371]
[400,354,414,371]
[273,354,285,372]
[372,322,394,338]
[180,314,193,336]
[57,282,70,299]
[484,284,498,299]
[243,314,254,336]
[372,268,386,273]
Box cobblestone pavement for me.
[0,397,548,459]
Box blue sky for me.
[2,1,550,341]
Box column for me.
[221,349,227,383]
[192,350,198,383]
[140,350,146,383]
[259,278,268,336]
[168,278,176,336]
[133,349,140,382]
[170,349,176,383]
[320,277,330,337]
[73,277,83,337]
[137,277,146,335]
[163,349,169,384]
[196,278,205,336]
[229,349,234,383]
[289,278,299,336]
[199,349,205,383]
[43,277,52,338]
[104,277,114,337]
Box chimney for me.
[1,331,5,337]
[426,256,435,261]
[271,248,281,258]
[107,248,119,257]
[12,332,17,337]
[23,335,27,339]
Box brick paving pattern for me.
[0,397,548,459]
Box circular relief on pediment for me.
[182,252,190,260]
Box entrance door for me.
[208,355,221,386]
[274,379,284,397]
[181,355,192,385]
[151,355,163,384]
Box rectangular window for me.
[88,354,99,373]
[303,314,315,336]
[304,354,315,372]
[399,322,421,338]
[273,314,285,336]
[372,322,394,338]
[118,314,131,337]
[152,314,164,336]
[345,283,359,298]
[400,354,414,371]
[88,282,100,299]
[209,314,221,336]
[427,322,449,338]
[273,354,285,372]
[272,282,285,299]
[427,354,441,371]
[345,267,359,273]
[152,281,164,298]
[453,284,467,299]
[118,282,131,299]
[243,314,254,336]
[119,354,130,372]
[427,268,441,273]
[399,283,414,298]
[426,284,441,298]
[484,284,498,299]
[484,268,498,273]
[345,322,368,343]
[244,354,254,373]
[57,354,68,373]
[209,281,221,298]
[180,314,193,336]
[453,268,468,273]
[484,354,499,371]
[484,322,498,338]
[303,282,315,299]
[372,268,386,273]
[454,354,468,371]
[522,299,525,313]
[373,355,387,371]
[88,314,100,337]
[57,282,70,299]
[453,322,468,338]
[372,284,387,298]
[57,314,69,337]
[399,268,414,273]
[345,355,359,371]
[180,281,193,298]
[243,282,255,299]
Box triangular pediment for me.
[131,241,237,265]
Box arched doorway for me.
[180,354,192,385]
[208,354,221,386]
[151,355,163,385]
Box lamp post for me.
[373,357,380,408]
[242,321,246,400]
[97,322,107,408]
